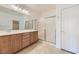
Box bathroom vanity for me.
[0,30,38,54]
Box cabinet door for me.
[30,31,38,44]
[22,32,30,48]
[30,32,35,44]
[0,35,11,53]
[34,31,38,42]
[11,34,22,53]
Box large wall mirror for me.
[25,19,37,30]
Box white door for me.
[62,5,79,53]
[46,17,56,44]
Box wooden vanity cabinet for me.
[34,31,38,42]
[30,31,38,44]
[0,35,10,53]
[10,34,22,53]
[22,31,38,48]
[0,31,38,54]
[22,32,30,48]
[0,34,22,54]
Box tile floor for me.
[18,40,70,54]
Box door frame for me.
[56,5,79,49]
[60,5,79,49]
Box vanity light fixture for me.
[11,5,30,15]
[18,7,22,11]
[11,5,18,11]
[22,9,30,15]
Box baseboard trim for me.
[38,39,56,47]
[61,49,76,54]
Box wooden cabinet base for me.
[0,31,38,54]
[30,31,38,44]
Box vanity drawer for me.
[30,31,38,44]
[22,35,30,38]
[22,40,30,48]
[22,32,30,39]
[22,32,30,36]
[23,38,30,42]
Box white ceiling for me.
[26,4,56,14]
[16,4,56,17]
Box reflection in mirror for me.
[13,20,19,30]
[25,19,37,30]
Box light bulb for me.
[11,5,18,11]
[18,8,22,11]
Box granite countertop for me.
[0,30,37,36]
